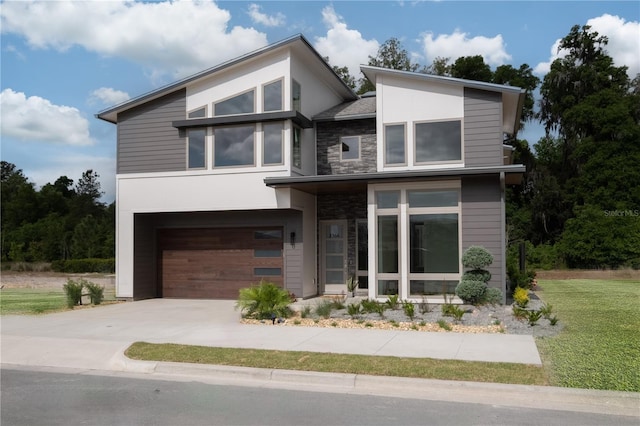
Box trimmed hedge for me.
[51,258,115,273]
[455,279,487,304]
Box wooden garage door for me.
[158,228,283,299]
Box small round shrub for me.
[462,269,492,283]
[455,279,487,304]
[462,246,494,270]
[484,287,503,305]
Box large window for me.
[214,90,255,116]
[214,125,255,167]
[187,129,206,169]
[341,136,360,161]
[415,120,462,163]
[384,124,406,165]
[263,122,283,165]
[292,126,302,169]
[263,80,283,112]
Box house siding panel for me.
[464,88,502,167]
[461,176,503,290]
[316,119,377,175]
[117,90,186,174]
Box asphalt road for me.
[2,367,638,426]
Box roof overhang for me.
[360,66,526,136]
[173,110,313,130]
[265,165,526,194]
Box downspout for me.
[500,172,507,304]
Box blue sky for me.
[2,1,638,202]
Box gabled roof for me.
[361,66,526,135]
[96,34,358,124]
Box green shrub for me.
[527,310,543,326]
[437,319,452,331]
[512,306,528,320]
[462,269,491,283]
[331,299,346,310]
[236,281,292,320]
[63,279,84,308]
[385,294,399,310]
[51,258,115,273]
[539,303,553,319]
[461,246,494,269]
[441,302,456,316]
[402,301,415,320]
[450,305,465,322]
[455,279,487,304]
[360,299,379,314]
[84,281,105,305]
[484,287,503,305]
[346,303,361,318]
[549,316,559,326]
[374,301,387,318]
[300,306,311,318]
[315,300,334,319]
[513,287,529,308]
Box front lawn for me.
[536,279,640,392]
[0,289,68,315]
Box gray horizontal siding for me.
[464,88,502,167]
[117,90,186,174]
[461,176,503,290]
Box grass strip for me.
[0,289,68,315]
[126,341,546,386]
[536,279,640,392]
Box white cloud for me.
[420,30,511,67]
[534,14,640,77]
[0,0,268,80]
[90,87,130,106]
[314,5,379,79]
[0,89,95,146]
[247,4,285,27]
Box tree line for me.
[331,25,639,269]
[1,162,114,263]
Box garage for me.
[158,227,283,299]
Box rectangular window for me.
[292,127,302,169]
[409,213,459,274]
[214,125,254,167]
[415,120,462,163]
[292,79,301,112]
[410,280,457,295]
[254,268,282,276]
[263,122,283,165]
[384,124,406,165]
[340,136,360,161]
[187,129,206,169]
[376,191,399,209]
[377,215,398,274]
[263,80,283,112]
[408,190,458,208]
[214,90,255,116]
[254,249,282,258]
[254,230,283,240]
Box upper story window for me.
[292,126,302,169]
[415,120,462,163]
[341,136,360,161]
[213,125,255,167]
[263,80,283,112]
[187,129,206,169]
[384,124,406,166]
[214,90,255,116]
[292,79,301,112]
[188,107,206,119]
[263,122,283,165]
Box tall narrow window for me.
[214,90,255,116]
[263,122,283,165]
[292,80,301,112]
[214,125,254,167]
[187,129,206,169]
[292,127,302,169]
[384,124,405,165]
[263,80,283,112]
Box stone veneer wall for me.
[316,118,377,175]
[317,192,367,281]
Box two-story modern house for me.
[97,34,525,303]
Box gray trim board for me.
[172,110,313,129]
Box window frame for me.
[413,118,464,165]
[340,135,361,161]
[186,128,207,170]
[262,78,284,113]
[262,122,284,166]
[292,79,301,112]
[383,123,407,166]
[187,106,207,119]
[213,88,256,117]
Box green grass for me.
[0,287,116,315]
[126,342,546,386]
[536,279,640,392]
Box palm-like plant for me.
[236,281,292,319]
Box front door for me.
[320,220,347,293]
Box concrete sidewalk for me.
[2,299,638,418]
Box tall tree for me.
[359,38,419,94]
[449,55,493,82]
